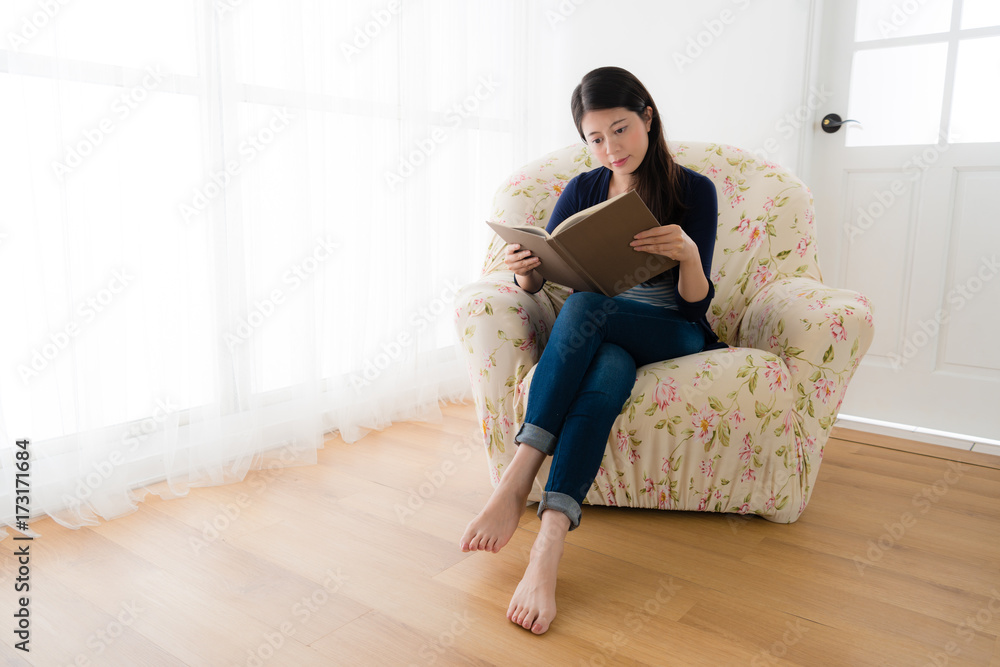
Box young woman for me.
[459,66,728,635]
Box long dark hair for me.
[571,66,691,227]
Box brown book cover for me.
[486,189,679,296]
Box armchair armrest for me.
[455,272,559,350]
[737,277,875,431]
[453,272,563,456]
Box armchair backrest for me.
[482,142,823,344]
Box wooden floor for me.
[2,400,999,666]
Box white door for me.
[809,0,1000,439]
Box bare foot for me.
[459,485,527,553]
[460,442,544,553]
[506,528,563,634]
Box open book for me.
[486,189,679,296]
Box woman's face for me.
[581,106,653,179]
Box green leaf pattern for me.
[455,142,875,523]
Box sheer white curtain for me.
[0,0,529,538]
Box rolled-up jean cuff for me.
[537,491,582,531]
[515,422,556,456]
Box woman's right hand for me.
[504,243,541,279]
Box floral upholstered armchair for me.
[452,142,875,523]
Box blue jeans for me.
[514,291,706,531]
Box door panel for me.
[810,0,1000,439]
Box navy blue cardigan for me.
[514,164,728,352]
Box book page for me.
[554,190,632,235]
[549,190,677,296]
[485,221,594,291]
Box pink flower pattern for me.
[658,489,672,509]
[796,236,809,257]
[616,429,629,453]
[692,406,720,446]
[752,264,774,289]
[466,142,874,527]
[826,314,847,342]
[723,176,736,197]
[498,412,513,436]
[764,359,789,392]
[813,378,836,404]
[653,378,681,410]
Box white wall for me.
[517,0,819,179]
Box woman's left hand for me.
[630,224,699,263]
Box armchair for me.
[452,142,875,523]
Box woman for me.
[459,66,728,635]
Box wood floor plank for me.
[675,587,982,667]
[538,502,999,662]
[431,540,765,666]
[831,426,1000,470]
[2,402,997,665]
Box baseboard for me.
[830,424,1000,471]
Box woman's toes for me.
[461,522,486,551]
[459,487,525,554]
[459,524,475,551]
[506,602,520,623]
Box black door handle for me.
[821,113,861,133]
